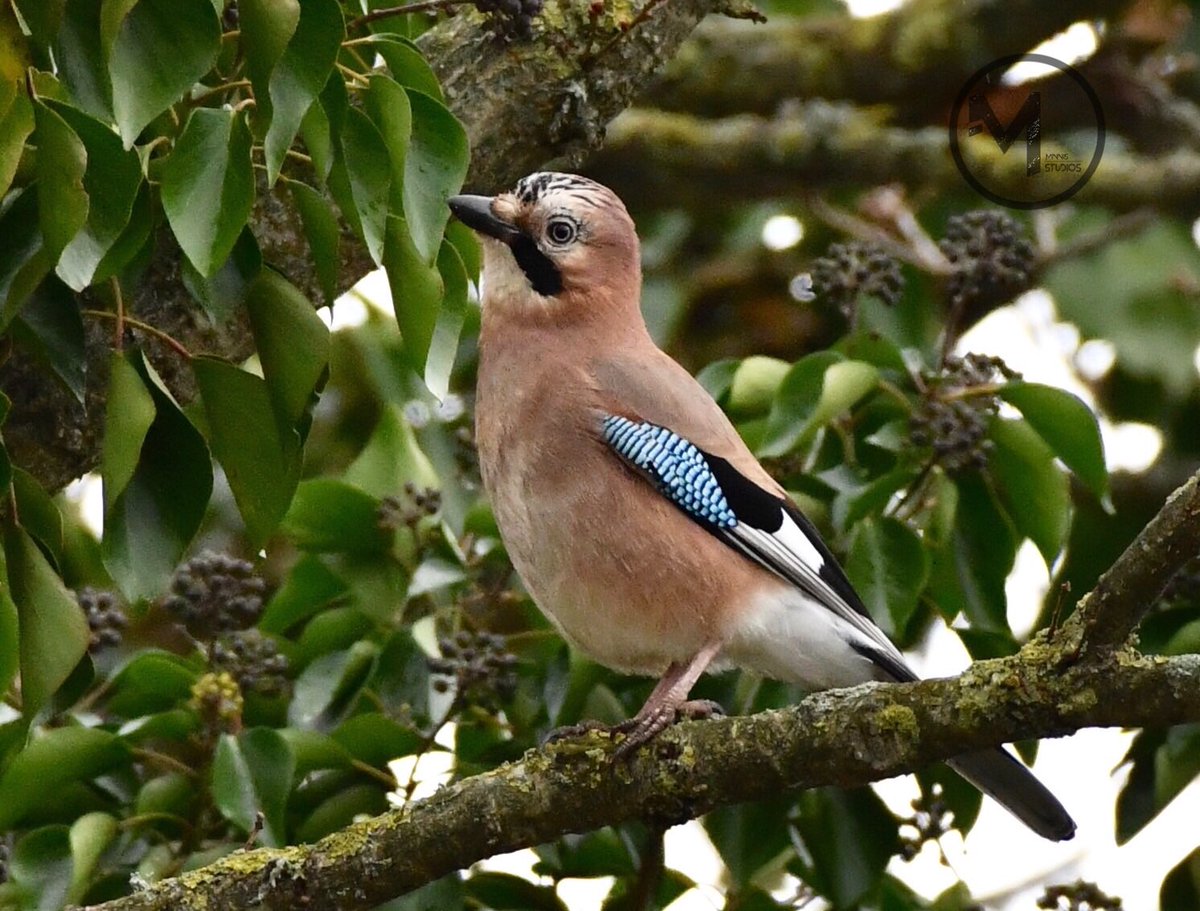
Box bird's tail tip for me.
[948,748,1077,842]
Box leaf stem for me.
[346,0,469,31]
[189,79,252,108]
[132,747,201,778]
[82,310,193,361]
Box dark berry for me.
[908,353,1017,473]
[809,242,904,323]
[1037,881,1123,911]
[898,785,954,861]
[939,211,1035,311]
[78,587,128,652]
[427,629,518,709]
[163,552,266,640]
[211,631,290,697]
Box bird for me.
[447,171,1077,842]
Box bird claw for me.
[612,698,726,760]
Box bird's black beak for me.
[448,195,521,244]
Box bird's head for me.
[448,172,641,321]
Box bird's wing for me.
[600,413,914,682]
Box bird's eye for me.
[546,218,578,246]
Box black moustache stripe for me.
[511,235,563,296]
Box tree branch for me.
[647,0,1132,120]
[1064,468,1200,654]
[588,102,1200,213]
[81,651,1200,911]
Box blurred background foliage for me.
[0,0,1198,909]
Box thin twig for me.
[110,277,126,349]
[806,193,953,275]
[347,0,467,31]
[82,310,192,361]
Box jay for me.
[448,172,1076,842]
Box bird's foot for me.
[611,698,726,760]
[541,719,613,745]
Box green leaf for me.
[101,348,155,511]
[212,728,295,847]
[14,0,66,46]
[704,798,793,887]
[47,100,143,291]
[757,351,841,457]
[792,787,899,909]
[371,34,444,100]
[466,872,568,911]
[373,874,464,911]
[845,516,929,637]
[11,276,85,402]
[988,417,1070,564]
[237,0,300,136]
[0,727,127,829]
[0,548,19,700]
[695,357,741,404]
[33,100,89,261]
[0,188,53,327]
[344,402,439,498]
[181,226,262,322]
[282,479,391,554]
[364,73,411,217]
[999,381,1109,506]
[68,812,119,903]
[926,473,1015,632]
[12,468,64,565]
[403,90,469,262]
[161,107,255,277]
[1162,846,1200,911]
[105,651,199,717]
[194,356,302,545]
[296,783,387,843]
[728,356,790,416]
[7,826,73,911]
[426,239,467,400]
[336,107,391,263]
[289,642,378,731]
[4,524,89,719]
[262,0,343,185]
[287,179,340,304]
[55,0,113,121]
[101,349,213,600]
[105,0,221,147]
[244,268,330,429]
[384,213,443,377]
[332,713,423,768]
[260,553,348,634]
[0,85,33,200]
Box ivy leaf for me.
[67,812,119,904]
[104,0,221,147]
[11,276,85,403]
[845,516,930,637]
[335,107,391,264]
[212,728,295,847]
[33,100,89,262]
[47,99,143,291]
[161,107,255,278]
[999,381,1110,507]
[194,356,302,545]
[281,479,390,554]
[0,188,53,328]
[988,417,1070,564]
[0,85,33,200]
[287,180,340,304]
[364,73,411,215]
[237,0,300,135]
[244,268,329,432]
[100,348,156,512]
[262,0,344,185]
[2,524,90,720]
[101,349,213,600]
[403,90,469,262]
[792,787,900,909]
[371,34,443,100]
[759,353,879,457]
[55,0,113,121]
[384,214,443,379]
[426,239,468,401]
[13,0,66,47]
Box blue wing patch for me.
[602,415,737,528]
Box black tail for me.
[948,748,1076,841]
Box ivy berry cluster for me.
[428,630,519,709]
[939,211,1035,310]
[164,551,267,640]
[809,241,905,318]
[78,587,128,653]
[909,353,1019,473]
[473,0,545,39]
